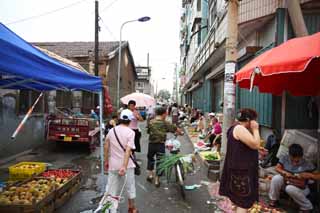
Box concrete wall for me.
[0,91,46,160]
[0,89,89,160]
[135,80,151,95]
[121,49,136,97]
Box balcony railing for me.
[185,8,227,82]
[239,0,313,23]
[184,0,313,87]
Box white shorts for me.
[105,168,136,199]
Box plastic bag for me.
[165,138,181,151]
[94,195,119,213]
[207,182,234,213]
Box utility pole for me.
[175,63,178,103]
[147,53,151,95]
[94,0,99,106]
[220,0,239,173]
[155,80,158,98]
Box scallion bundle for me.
[157,154,185,175]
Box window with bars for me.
[56,91,72,109]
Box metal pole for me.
[155,80,158,97]
[220,0,239,174]
[94,0,99,77]
[94,0,99,107]
[117,20,139,109]
[99,91,104,175]
[175,63,178,103]
[281,92,286,135]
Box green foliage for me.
[157,89,171,101]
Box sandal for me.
[154,176,160,188]
[146,175,153,183]
[128,207,139,213]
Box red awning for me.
[235,32,320,96]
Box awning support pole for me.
[281,91,286,135]
[99,91,104,175]
[0,79,32,89]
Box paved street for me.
[0,121,215,213]
[118,122,214,213]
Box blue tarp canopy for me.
[0,23,102,92]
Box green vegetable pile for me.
[205,153,219,161]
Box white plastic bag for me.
[165,138,181,151]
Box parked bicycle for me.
[158,135,194,200]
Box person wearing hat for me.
[104,109,138,213]
[206,112,215,131]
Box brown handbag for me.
[284,176,306,189]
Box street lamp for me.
[116,16,151,109]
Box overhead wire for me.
[5,0,119,41]
[99,16,117,40]
[100,0,120,12]
[6,0,90,25]
[98,0,122,41]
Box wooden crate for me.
[53,170,81,198]
[54,178,81,209]
[0,178,55,213]
[0,170,82,213]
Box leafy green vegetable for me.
[158,154,184,174]
[182,161,193,173]
[102,201,112,212]
[205,154,218,160]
